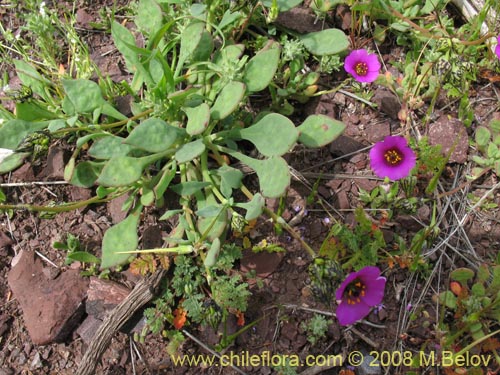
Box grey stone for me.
[357,355,382,375]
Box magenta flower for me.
[344,49,381,83]
[369,136,416,180]
[495,35,500,60]
[335,266,386,326]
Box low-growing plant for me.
[0,0,351,350]
[438,265,500,359]
[471,119,500,178]
[301,314,333,346]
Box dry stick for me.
[75,269,167,375]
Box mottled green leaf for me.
[70,161,104,188]
[235,193,265,220]
[262,0,302,11]
[450,268,475,283]
[185,103,210,135]
[97,155,158,187]
[210,81,246,120]
[226,151,290,198]
[101,207,142,268]
[204,237,221,268]
[0,152,30,174]
[298,114,345,147]
[179,21,205,62]
[243,41,280,92]
[217,165,243,198]
[235,113,298,156]
[125,118,185,153]
[0,119,48,149]
[175,138,206,163]
[62,79,106,114]
[171,181,211,196]
[301,29,349,56]
[136,0,163,35]
[89,135,134,159]
[439,290,457,309]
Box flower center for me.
[355,62,368,76]
[344,278,366,305]
[384,149,403,165]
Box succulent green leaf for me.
[97,155,158,187]
[218,9,244,30]
[15,101,59,121]
[213,44,245,66]
[243,41,281,92]
[439,290,457,309]
[67,252,101,264]
[471,283,486,297]
[217,165,243,198]
[204,237,221,268]
[70,161,104,188]
[185,103,210,135]
[226,151,290,198]
[159,209,183,221]
[191,31,214,62]
[14,60,52,100]
[136,0,163,35]
[236,113,298,156]
[196,205,224,218]
[450,267,475,283]
[475,126,491,149]
[140,186,155,206]
[0,152,30,174]
[301,29,349,56]
[262,0,302,11]
[111,21,154,88]
[0,119,48,150]
[89,135,134,159]
[490,119,500,133]
[175,139,206,163]
[171,181,211,196]
[298,115,346,148]
[125,118,185,153]
[235,193,265,220]
[154,162,177,199]
[62,79,106,114]
[487,142,499,159]
[211,81,246,120]
[179,21,205,62]
[101,207,142,269]
[197,197,228,241]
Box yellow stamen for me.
[355,62,368,76]
[384,149,402,165]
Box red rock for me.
[86,277,130,319]
[372,88,401,120]
[0,231,13,249]
[7,250,88,345]
[107,194,130,224]
[240,250,283,279]
[428,115,469,163]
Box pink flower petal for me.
[344,49,381,83]
[369,136,416,180]
[336,300,371,325]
